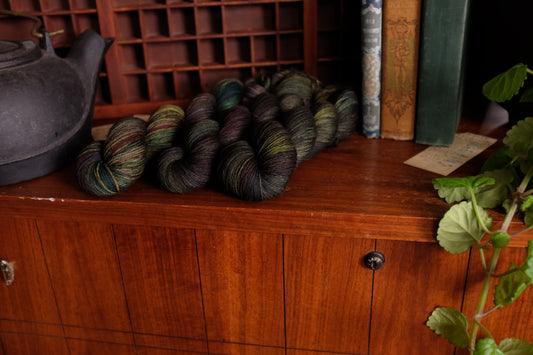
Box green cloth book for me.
[415,0,472,146]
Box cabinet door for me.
[284,234,375,354]
[196,230,285,349]
[0,333,68,355]
[68,338,136,355]
[37,220,132,339]
[114,224,207,353]
[370,240,470,354]
[0,217,60,324]
[457,245,533,355]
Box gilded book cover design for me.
[381,12,420,140]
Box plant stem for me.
[511,224,533,237]
[470,188,492,234]
[474,319,495,340]
[469,247,502,353]
[479,248,487,271]
[467,167,533,353]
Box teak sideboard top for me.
[0,112,530,247]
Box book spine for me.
[361,0,383,138]
[380,0,421,141]
[415,0,472,146]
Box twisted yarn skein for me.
[76,105,183,196]
[157,93,220,194]
[76,117,148,196]
[76,69,359,200]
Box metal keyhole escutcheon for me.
[1,260,15,285]
[364,251,385,271]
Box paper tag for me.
[404,133,497,175]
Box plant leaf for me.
[504,117,533,174]
[426,307,470,348]
[482,146,512,173]
[520,86,533,103]
[434,183,470,204]
[475,170,514,209]
[494,263,531,307]
[433,176,495,204]
[434,176,494,189]
[437,201,492,254]
[483,63,528,102]
[499,338,533,354]
[522,240,533,281]
[522,196,533,212]
[475,338,504,355]
[525,208,533,228]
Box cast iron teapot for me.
[0,10,113,185]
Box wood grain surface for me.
[37,220,132,334]
[0,217,60,323]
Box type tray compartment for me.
[1,0,360,119]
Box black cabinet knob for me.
[364,251,385,270]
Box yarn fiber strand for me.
[76,117,147,196]
[76,69,359,200]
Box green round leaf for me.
[481,146,512,173]
[483,63,528,102]
[437,201,492,254]
[520,86,533,103]
[474,338,504,355]
[494,263,530,307]
[491,232,510,248]
[426,307,470,348]
[503,117,533,158]
[499,338,533,354]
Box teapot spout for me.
[66,29,113,109]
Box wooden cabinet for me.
[1,119,532,354]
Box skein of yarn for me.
[216,120,296,201]
[76,117,148,196]
[76,69,359,200]
[157,94,220,194]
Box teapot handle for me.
[0,9,64,39]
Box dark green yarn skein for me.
[157,93,220,194]
[76,117,147,196]
[76,70,359,201]
[333,89,359,144]
[216,120,296,201]
[145,104,185,160]
[76,105,184,196]
[280,106,316,166]
[158,119,220,194]
[214,78,244,112]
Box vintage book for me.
[380,0,421,140]
[415,0,472,146]
[361,0,383,138]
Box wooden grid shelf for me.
[1,0,360,120]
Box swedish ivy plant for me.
[426,65,533,355]
[483,63,533,104]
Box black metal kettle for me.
[0,10,113,185]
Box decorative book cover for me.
[415,0,472,146]
[361,0,383,138]
[380,0,421,141]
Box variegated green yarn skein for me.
[157,93,221,194]
[76,71,359,200]
[76,105,184,196]
[214,77,298,201]
[76,117,148,196]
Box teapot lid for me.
[0,40,42,69]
